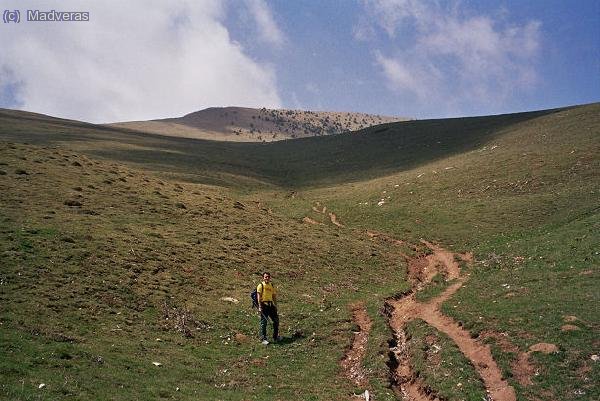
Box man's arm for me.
[257,286,262,311]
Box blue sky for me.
[0,0,598,122]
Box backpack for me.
[250,283,263,308]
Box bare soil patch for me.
[528,343,558,354]
[560,324,580,332]
[512,353,535,386]
[329,212,344,227]
[383,238,517,401]
[340,302,373,388]
[302,216,322,225]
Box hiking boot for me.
[261,339,269,346]
[273,336,283,343]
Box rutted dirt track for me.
[340,302,373,388]
[316,202,515,400]
[386,240,516,401]
[337,235,516,400]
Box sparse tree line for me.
[221,107,392,141]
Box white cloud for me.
[0,0,282,123]
[360,0,541,115]
[244,0,285,47]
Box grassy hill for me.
[108,106,406,142]
[1,103,599,400]
[0,105,580,188]
[0,141,408,400]
[261,103,600,401]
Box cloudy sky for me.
[0,0,598,122]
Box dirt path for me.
[340,302,373,388]
[302,216,323,225]
[310,202,344,227]
[385,241,516,401]
[305,208,511,399]
[329,212,344,227]
[420,240,461,280]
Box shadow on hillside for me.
[0,105,587,189]
[272,335,303,346]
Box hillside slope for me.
[262,103,599,401]
[1,103,598,401]
[0,141,407,400]
[3,105,595,189]
[108,106,406,142]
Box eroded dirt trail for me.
[386,241,516,401]
[340,302,373,388]
[329,212,344,227]
[311,204,511,400]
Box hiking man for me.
[257,272,281,345]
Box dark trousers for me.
[259,302,279,340]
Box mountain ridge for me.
[107,106,408,142]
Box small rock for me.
[591,354,599,362]
[15,169,28,175]
[0,170,6,175]
[38,383,46,389]
[561,324,580,332]
[152,362,162,366]
[563,315,578,322]
[175,202,186,209]
[71,161,82,167]
[220,297,239,304]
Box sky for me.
[0,0,598,123]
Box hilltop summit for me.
[108,106,407,142]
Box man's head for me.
[262,272,271,283]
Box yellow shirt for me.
[257,282,276,302]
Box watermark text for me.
[3,9,89,23]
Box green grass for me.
[1,102,599,400]
[257,103,599,400]
[0,142,410,400]
[405,319,487,401]
[0,104,578,189]
[415,274,454,303]
[442,212,599,401]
